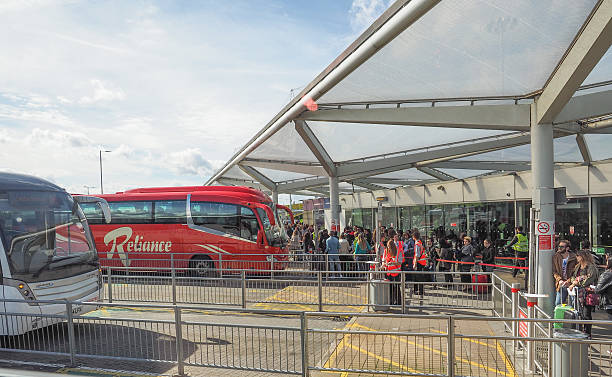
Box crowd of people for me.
[285,222,612,338]
[285,222,507,280]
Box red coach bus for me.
[78,186,291,274]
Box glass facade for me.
[556,198,589,250]
[346,197,600,251]
[593,197,612,254]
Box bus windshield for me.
[261,203,289,247]
[256,206,288,248]
[0,190,98,283]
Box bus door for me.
[187,199,241,271]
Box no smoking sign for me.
[537,221,550,234]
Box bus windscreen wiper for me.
[33,254,86,278]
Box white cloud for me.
[26,128,92,148]
[79,79,125,104]
[165,148,214,177]
[349,0,390,33]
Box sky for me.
[0,0,392,198]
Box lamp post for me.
[99,150,111,194]
[83,185,96,195]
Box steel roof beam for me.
[299,103,531,131]
[351,180,388,191]
[553,89,612,124]
[427,160,531,171]
[576,134,592,165]
[237,165,277,191]
[217,177,272,193]
[354,178,435,185]
[336,133,532,180]
[294,120,337,177]
[537,0,612,124]
[277,177,330,192]
[240,159,326,176]
[417,167,455,181]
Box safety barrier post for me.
[525,294,545,373]
[300,312,309,377]
[447,315,454,377]
[270,258,274,279]
[367,270,371,312]
[317,271,323,312]
[325,254,329,278]
[511,283,520,350]
[219,254,223,278]
[107,266,113,303]
[174,306,185,376]
[401,272,406,314]
[171,254,177,305]
[241,271,247,309]
[65,301,77,367]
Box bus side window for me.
[154,200,186,224]
[240,207,259,242]
[80,203,104,224]
[190,201,240,237]
[109,201,153,224]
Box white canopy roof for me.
[207,0,612,196]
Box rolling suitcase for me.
[553,304,580,329]
[471,262,489,293]
[471,273,489,293]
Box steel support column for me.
[272,190,279,204]
[329,176,340,232]
[531,104,555,315]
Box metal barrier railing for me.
[101,267,494,312]
[1,298,612,377]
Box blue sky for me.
[0,0,391,198]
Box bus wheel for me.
[190,256,215,277]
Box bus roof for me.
[0,172,65,192]
[100,186,272,204]
[121,186,271,201]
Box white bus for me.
[0,172,110,335]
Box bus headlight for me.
[4,279,37,305]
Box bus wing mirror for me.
[74,196,112,224]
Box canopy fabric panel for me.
[318,0,598,104]
[248,122,318,162]
[308,121,511,162]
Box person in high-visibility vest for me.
[505,226,529,278]
[412,230,426,296]
[393,233,404,268]
[383,239,402,306]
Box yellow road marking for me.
[350,323,514,377]
[291,287,342,305]
[489,328,517,377]
[430,328,498,349]
[345,342,419,373]
[328,287,367,301]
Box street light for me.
[99,150,111,194]
[83,185,96,195]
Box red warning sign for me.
[538,235,552,250]
[537,221,550,234]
